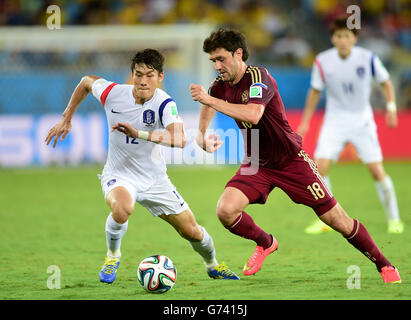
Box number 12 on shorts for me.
[307,182,325,200]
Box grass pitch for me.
[0,162,410,300]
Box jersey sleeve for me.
[159,98,183,129]
[371,54,389,83]
[310,58,325,91]
[247,68,275,106]
[91,78,117,107]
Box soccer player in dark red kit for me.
[190,28,401,284]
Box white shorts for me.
[100,174,189,217]
[314,121,383,164]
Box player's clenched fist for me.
[195,132,223,153]
[190,84,209,105]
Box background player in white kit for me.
[45,48,239,283]
[298,16,403,235]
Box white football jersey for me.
[311,46,389,126]
[92,78,183,192]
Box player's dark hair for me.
[203,28,250,61]
[131,48,164,73]
[330,16,359,36]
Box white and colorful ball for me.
[137,255,177,293]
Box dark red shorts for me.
[226,150,337,216]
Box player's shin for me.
[344,219,392,271]
[189,225,218,270]
[105,212,128,257]
[226,211,272,249]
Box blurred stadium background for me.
[0,0,410,167]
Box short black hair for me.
[203,28,250,61]
[330,15,359,36]
[131,48,164,73]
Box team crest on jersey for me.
[241,90,248,104]
[143,110,155,125]
[356,66,365,78]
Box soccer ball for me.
[137,255,177,293]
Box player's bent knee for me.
[110,201,134,224]
[216,203,240,226]
[216,203,230,221]
[112,211,131,224]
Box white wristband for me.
[386,101,397,112]
[138,131,149,140]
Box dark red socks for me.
[345,219,392,271]
[226,211,272,249]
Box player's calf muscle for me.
[178,224,203,241]
[320,204,354,236]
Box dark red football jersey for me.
[209,65,302,169]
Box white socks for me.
[324,174,400,222]
[105,215,218,270]
[376,175,400,222]
[105,212,128,258]
[189,226,218,270]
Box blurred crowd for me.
[0,0,410,107]
[0,0,410,114]
[0,0,410,66]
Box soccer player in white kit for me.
[45,49,239,283]
[298,17,404,235]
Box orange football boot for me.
[243,235,278,276]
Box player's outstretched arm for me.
[112,122,187,148]
[297,88,321,138]
[45,75,101,148]
[380,80,398,129]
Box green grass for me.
[0,162,410,300]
